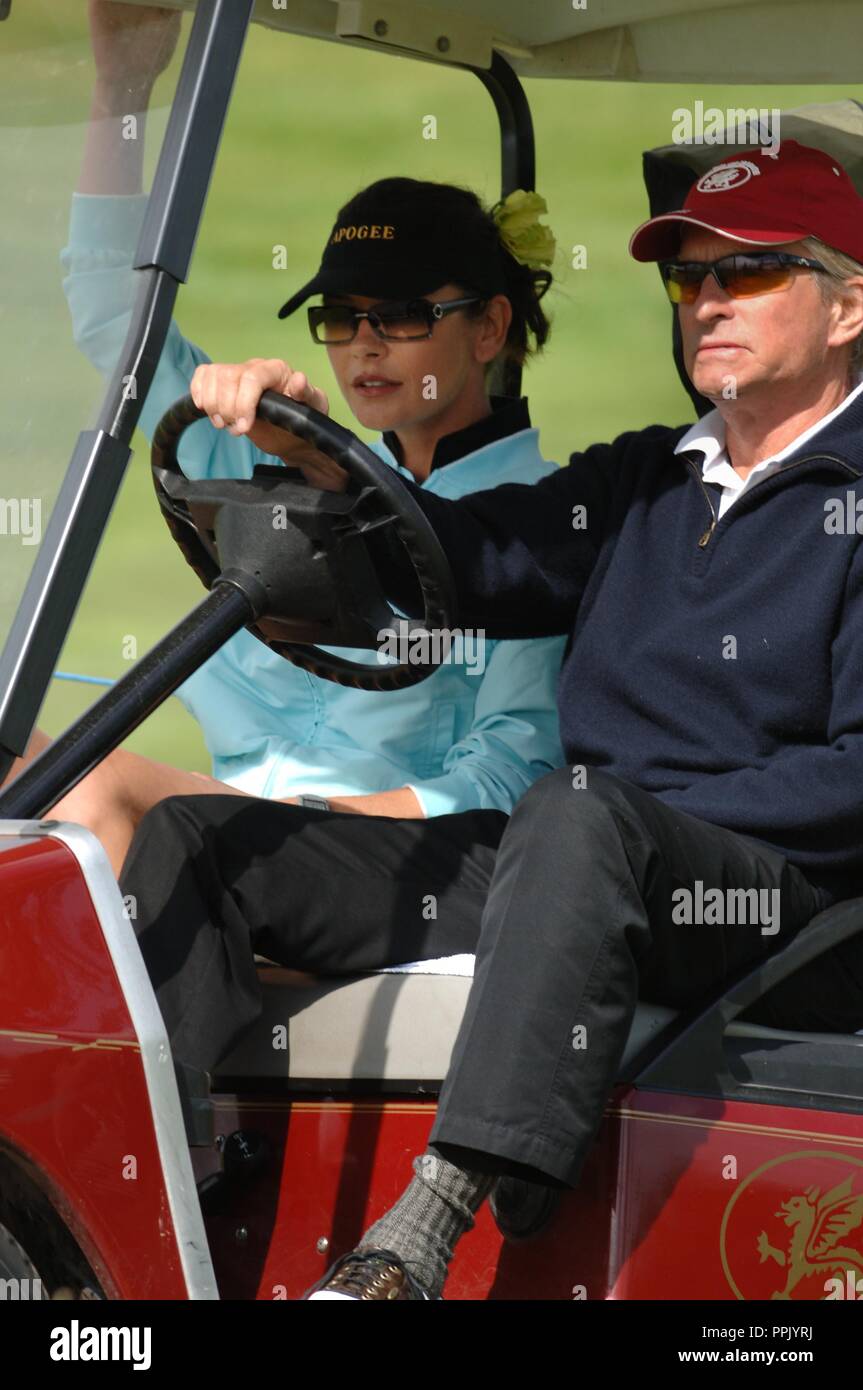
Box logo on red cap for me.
[696,160,762,194]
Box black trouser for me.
[119,766,844,1188]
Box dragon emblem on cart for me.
[721,1151,863,1300]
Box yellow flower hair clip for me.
[491,189,556,271]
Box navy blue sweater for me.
[376,394,863,900]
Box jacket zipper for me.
[682,455,719,547]
[683,451,862,549]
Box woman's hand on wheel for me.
[189,357,350,493]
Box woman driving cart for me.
[2,1,566,880]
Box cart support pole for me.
[0,582,254,822]
[468,51,536,399]
[0,0,255,786]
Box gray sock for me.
[356,1151,496,1299]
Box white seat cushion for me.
[215,965,679,1084]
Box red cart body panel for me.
[0,834,193,1299]
[2,830,862,1301]
[200,1090,863,1300]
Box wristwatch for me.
[297,794,331,811]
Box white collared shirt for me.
[674,372,863,519]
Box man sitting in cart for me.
[120,137,863,1300]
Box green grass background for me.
[9,6,863,771]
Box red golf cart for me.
[1,0,862,1304]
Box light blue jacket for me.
[59,193,566,815]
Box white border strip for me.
[0,819,218,1300]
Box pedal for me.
[197,1130,270,1213]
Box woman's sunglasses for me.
[658,251,828,305]
[308,295,484,344]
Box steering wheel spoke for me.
[151,392,457,690]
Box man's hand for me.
[189,358,350,492]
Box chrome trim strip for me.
[726,1018,863,1045]
[0,819,218,1300]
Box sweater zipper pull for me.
[683,456,718,547]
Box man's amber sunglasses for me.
[658,251,828,305]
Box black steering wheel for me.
[150,391,458,690]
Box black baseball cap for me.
[276,177,513,320]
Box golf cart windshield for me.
[0,0,198,647]
[3,0,863,801]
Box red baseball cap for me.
[629,139,863,263]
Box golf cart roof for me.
[121,0,863,84]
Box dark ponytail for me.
[494,254,553,365]
[448,185,553,367]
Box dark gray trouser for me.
[119,767,846,1188]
